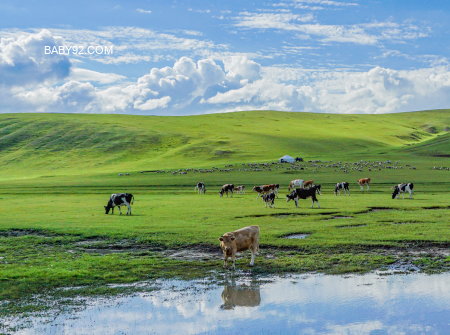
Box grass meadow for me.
[1,110,450,306]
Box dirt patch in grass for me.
[0,229,53,238]
[323,216,354,220]
[422,206,450,210]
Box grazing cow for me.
[220,285,261,310]
[262,192,276,208]
[288,179,305,191]
[220,184,234,198]
[391,183,414,199]
[303,180,314,189]
[104,193,134,215]
[286,185,321,208]
[334,182,350,196]
[234,185,246,194]
[358,178,371,191]
[118,173,123,176]
[194,182,206,194]
[252,184,280,199]
[218,226,260,270]
[295,157,303,162]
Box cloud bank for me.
[1,30,450,115]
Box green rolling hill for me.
[1,110,450,179]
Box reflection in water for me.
[7,273,450,334]
[220,284,261,310]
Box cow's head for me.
[286,191,297,202]
[314,184,322,196]
[219,234,236,255]
[334,185,338,196]
[104,199,113,214]
[219,190,224,197]
[391,186,400,199]
[251,186,259,192]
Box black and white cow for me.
[286,185,321,208]
[220,184,235,198]
[195,182,206,194]
[262,192,276,208]
[391,183,414,199]
[104,193,134,215]
[334,182,350,196]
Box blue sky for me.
[1,0,450,115]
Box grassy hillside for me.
[1,110,450,179]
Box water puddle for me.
[6,272,450,334]
[282,233,310,239]
[336,224,367,228]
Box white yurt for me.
[279,155,295,163]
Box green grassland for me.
[1,110,450,307]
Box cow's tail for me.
[131,195,135,205]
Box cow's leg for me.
[230,191,233,198]
[118,206,122,215]
[111,207,114,215]
[250,248,256,267]
[223,254,228,269]
[338,190,341,196]
[127,203,131,215]
[295,198,299,208]
[256,193,260,199]
[360,185,363,191]
[231,252,236,270]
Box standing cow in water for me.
[195,182,206,194]
[104,193,134,215]
[334,182,350,196]
[358,178,371,191]
[220,184,235,197]
[391,183,414,199]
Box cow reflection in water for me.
[220,284,261,310]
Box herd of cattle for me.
[107,163,416,270]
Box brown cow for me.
[303,180,314,188]
[218,225,260,270]
[252,184,280,199]
[358,178,371,191]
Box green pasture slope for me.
[1,110,450,308]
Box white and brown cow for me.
[104,193,134,215]
[218,225,260,270]
[262,192,276,208]
[234,185,246,194]
[358,178,371,191]
[334,182,350,196]
[391,183,414,199]
[303,180,314,189]
[288,179,305,191]
[194,182,206,194]
[219,184,235,198]
[252,184,280,199]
